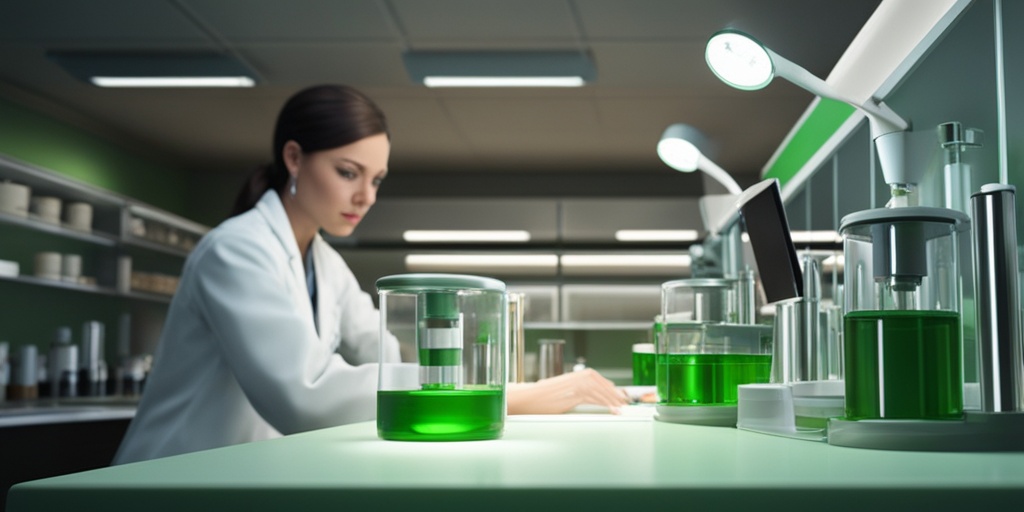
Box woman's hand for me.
[506,369,630,415]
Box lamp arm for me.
[697,156,743,195]
[767,48,909,139]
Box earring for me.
[289,176,297,197]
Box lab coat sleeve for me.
[331,255,401,365]
[189,230,377,435]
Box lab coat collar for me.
[253,189,337,345]
[253,190,302,260]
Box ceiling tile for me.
[235,43,409,85]
[391,0,580,43]
[180,0,398,41]
[0,0,206,43]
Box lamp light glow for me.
[658,123,742,195]
[705,30,775,90]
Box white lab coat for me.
[114,190,398,464]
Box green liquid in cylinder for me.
[418,348,461,366]
[844,310,962,420]
[656,353,770,405]
[632,352,656,385]
[377,389,504,441]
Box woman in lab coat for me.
[114,84,628,464]
[114,85,397,464]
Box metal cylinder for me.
[737,268,756,325]
[971,183,1024,412]
[80,321,106,396]
[538,339,565,380]
[799,255,821,381]
[770,301,801,384]
[507,293,525,383]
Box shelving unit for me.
[0,153,208,303]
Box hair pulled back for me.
[231,84,389,216]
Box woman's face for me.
[286,133,390,237]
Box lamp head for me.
[705,29,775,91]
[657,123,705,172]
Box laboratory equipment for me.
[654,278,772,426]
[632,343,655,386]
[376,273,507,441]
[79,320,107,397]
[828,184,1024,451]
[972,184,1024,412]
[537,339,564,380]
[507,292,525,384]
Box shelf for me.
[0,210,118,247]
[0,154,125,208]
[0,273,173,304]
[1,152,208,310]
[120,236,192,258]
[524,321,653,331]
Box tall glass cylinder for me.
[376,274,507,441]
[839,207,969,421]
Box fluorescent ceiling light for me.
[402,230,531,243]
[615,230,700,242]
[404,51,595,88]
[406,254,557,268]
[561,254,691,268]
[91,76,255,88]
[742,231,841,244]
[423,76,584,88]
[48,51,258,88]
[789,230,842,244]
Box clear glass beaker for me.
[840,207,969,420]
[657,279,772,406]
[376,273,507,441]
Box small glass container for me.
[376,273,507,441]
[632,343,655,386]
[657,279,772,408]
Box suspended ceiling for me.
[0,0,881,198]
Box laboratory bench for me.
[6,407,1024,512]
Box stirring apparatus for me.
[376,274,507,441]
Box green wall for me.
[0,96,190,217]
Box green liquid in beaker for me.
[632,352,656,386]
[844,309,963,420]
[656,353,770,405]
[377,388,504,441]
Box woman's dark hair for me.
[230,84,389,216]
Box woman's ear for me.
[282,140,302,176]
